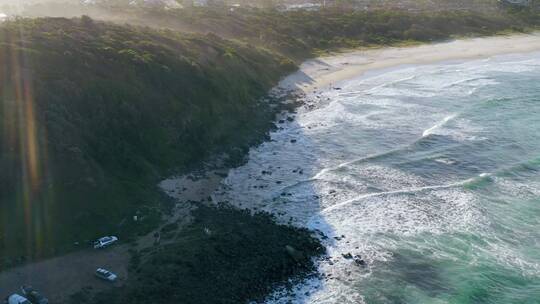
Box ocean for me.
[215,52,540,303]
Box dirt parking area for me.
[0,171,214,303]
[0,245,129,303]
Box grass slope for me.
[107,7,540,59]
[0,17,294,267]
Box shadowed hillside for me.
[0,17,294,266]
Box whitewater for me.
[214,51,540,303]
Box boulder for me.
[285,245,305,263]
[353,255,366,266]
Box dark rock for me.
[285,245,305,263]
[354,258,367,266]
[342,253,353,259]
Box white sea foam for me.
[217,52,540,303]
[491,176,540,199]
[422,114,457,137]
[309,175,480,222]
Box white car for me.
[6,294,31,304]
[93,236,118,249]
[95,268,118,282]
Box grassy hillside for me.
[99,7,540,60]
[0,17,294,267]
[13,3,540,59]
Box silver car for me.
[93,236,118,249]
[95,268,118,282]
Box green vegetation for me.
[69,205,325,304]
[13,3,540,61]
[132,7,539,60]
[0,17,294,267]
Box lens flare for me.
[1,22,50,263]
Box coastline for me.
[279,32,540,93]
[3,32,540,304]
[213,33,540,303]
[164,32,540,206]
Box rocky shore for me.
[68,205,326,304]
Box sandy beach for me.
[279,32,540,93]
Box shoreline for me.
[165,32,540,206]
[279,32,540,94]
[3,32,540,303]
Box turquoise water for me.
[217,52,540,303]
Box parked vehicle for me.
[20,286,48,304]
[93,236,118,249]
[5,294,31,304]
[95,268,118,282]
